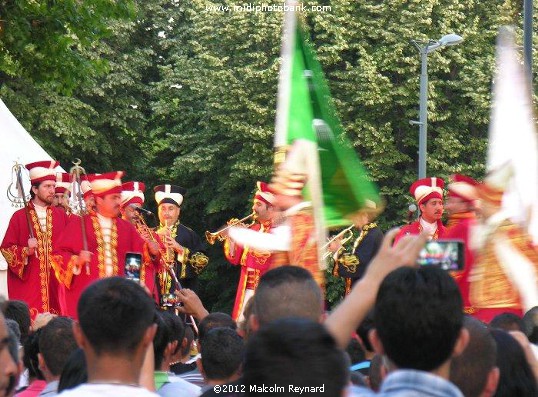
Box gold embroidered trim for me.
[91,215,119,278]
[29,206,52,313]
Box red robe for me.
[224,221,273,321]
[51,212,156,318]
[445,212,476,315]
[394,219,446,244]
[272,208,324,288]
[0,202,69,318]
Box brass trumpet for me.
[205,213,256,245]
[322,224,355,261]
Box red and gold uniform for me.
[470,165,538,323]
[228,173,324,289]
[395,177,446,243]
[271,203,323,287]
[120,181,161,303]
[224,182,275,321]
[0,161,69,318]
[445,174,479,315]
[51,172,156,318]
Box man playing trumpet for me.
[328,203,383,296]
[222,181,278,321]
[154,184,208,299]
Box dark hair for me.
[3,300,31,345]
[23,329,44,380]
[491,329,537,397]
[198,312,236,343]
[522,306,538,344]
[345,338,365,365]
[200,327,244,381]
[490,312,524,332]
[368,354,385,392]
[58,348,87,392]
[450,316,497,397]
[5,319,20,365]
[77,277,156,355]
[356,310,375,352]
[253,266,322,327]
[38,317,77,376]
[182,325,194,358]
[161,311,185,356]
[244,318,348,397]
[153,311,172,369]
[374,267,463,371]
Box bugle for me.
[205,212,256,245]
[322,224,355,261]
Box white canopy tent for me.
[0,98,63,299]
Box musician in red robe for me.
[52,172,159,319]
[394,177,446,243]
[120,181,161,303]
[224,181,277,321]
[470,164,538,323]
[445,174,479,315]
[1,160,69,318]
[52,172,72,214]
[229,171,324,288]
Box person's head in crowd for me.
[346,337,365,366]
[2,301,30,345]
[0,313,17,397]
[57,349,87,393]
[73,277,157,383]
[370,267,468,377]
[368,354,387,392]
[5,319,20,396]
[198,313,236,344]
[450,316,499,397]
[38,317,77,384]
[244,318,348,397]
[489,312,524,332]
[522,306,538,344]
[490,329,537,397]
[153,311,176,371]
[198,327,244,386]
[251,266,323,331]
[23,329,44,382]
[160,311,185,366]
[356,309,375,358]
[181,326,195,361]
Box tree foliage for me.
[1,0,534,310]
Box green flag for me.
[274,13,381,229]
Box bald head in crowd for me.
[250,266,323,331]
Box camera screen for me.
[416,240,464,271]
[125,252,142,283]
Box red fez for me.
[87,171,124,197]
[254,181,275,205]
[26,160,59,184]
[448,174,479,202]
[80,174,94,200]
[410,177,445,205]
[55,173,72,195]
[121,181,146,208]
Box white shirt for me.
[34,203,48,232]
[57,383,159,397]
[419,217,437,238]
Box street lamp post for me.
[411,34,463,179]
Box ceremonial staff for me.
[14,163,37,258]
[70,159,90,275]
